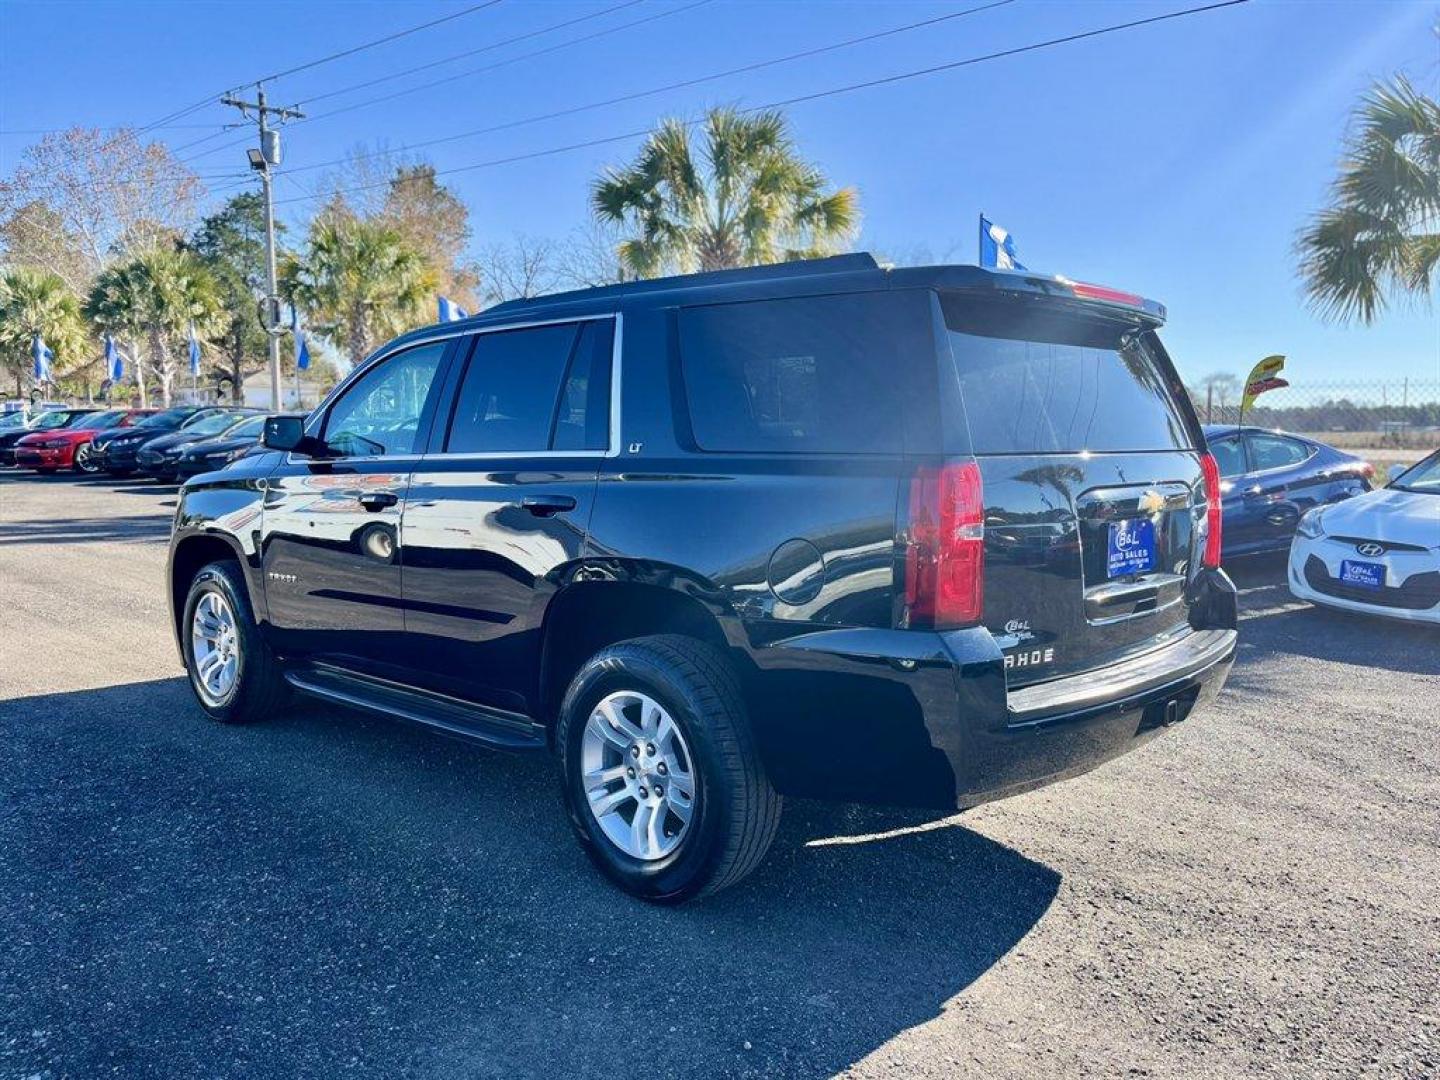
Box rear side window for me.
[1245,433,1311,471]
[940,295,1191,454]
[446,319,612,453]
[1209,436,1246,477]
[677,294,911,454]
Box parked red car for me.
[14,408,158,473]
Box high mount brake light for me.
[1068,281,1145,308]
[1200,452,1223,569]
[906,460,985,628]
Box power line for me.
[177,0,712,168]
[88,1,506,159]
[0,123,227,136]
[255,0,507,85]
[301,0,713,123]
[301,0,648,108]
[274,0,1016,179]
[270,0,1252,210]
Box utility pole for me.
[221,85,303,411]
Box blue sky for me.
[2,0,1437,384]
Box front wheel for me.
[181,560,288,724]
[557,635,781,904]
[72,441,99,474]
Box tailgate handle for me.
[358,491,398,512]
[1089,579,1162,607]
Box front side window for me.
[1245,433,1311,471]
[323,341,447,457]
[677,294,911,454]
[445,319,612,454]
[1209,436,1246,478]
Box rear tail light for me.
[1200,452,1223,568]
[905,460,985,628]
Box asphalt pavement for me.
[1,470,1436,1079]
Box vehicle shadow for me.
[1,677,1060,1079]
[0,514,171,544]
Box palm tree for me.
[86,249,224,406]
[592,108,859,278]
[1298,75,1440,324]
[0,268,88,397]
[282,216,437,365]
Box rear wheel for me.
[557,634,780,903]
[72,441,98,474]
[182,560,288,724]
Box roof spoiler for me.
[987,268,1167,323]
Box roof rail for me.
[484,252,881,314]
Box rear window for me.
[677,293,914,454]
[940,295,1191,454]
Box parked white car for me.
[1288,450,1440,624]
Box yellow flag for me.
[1241,354,1288,416]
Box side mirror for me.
[1386,463,1408,485]
[263,414,315,453]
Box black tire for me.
[181,560,288,724]
[557,634,781,904]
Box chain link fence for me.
[1187,380,1439,471]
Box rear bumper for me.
[749,569,1238,810]
[948,627,1235,807]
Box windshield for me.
[179,409,223,429]
[228,416,267,438]
[1392,452,1440,494]
[186,412,245,437]
[63,410,111,428]
[0,413,28,431]
[138,408,187,428]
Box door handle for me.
[520,494,577,517]
[358,491,399,512]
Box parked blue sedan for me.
[1203,425,1374,558]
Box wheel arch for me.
[536,578,743,744]
[169,532,253,650]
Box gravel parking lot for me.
[2,471,1436,1079]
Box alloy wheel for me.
[190,591,240,704]
[581,690,698,861]
[74,443,97,473]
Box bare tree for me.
[0,128,203,292]
[476,235,565,306]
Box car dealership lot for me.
[1,472,1436,1079]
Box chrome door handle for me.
[358,491,398,512]
[520,495,577,517]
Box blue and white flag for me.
[288,305,311,371]
[104,334,124,381]
[294,325,311,371]
[31,334,54,382]
[187,322,202,376]
[979,215,1025,271]
[438,295,468,323]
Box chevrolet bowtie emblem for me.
[1138,489,1166,516]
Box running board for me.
[283,662,547,752]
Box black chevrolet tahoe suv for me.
[168,253,1237,903]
